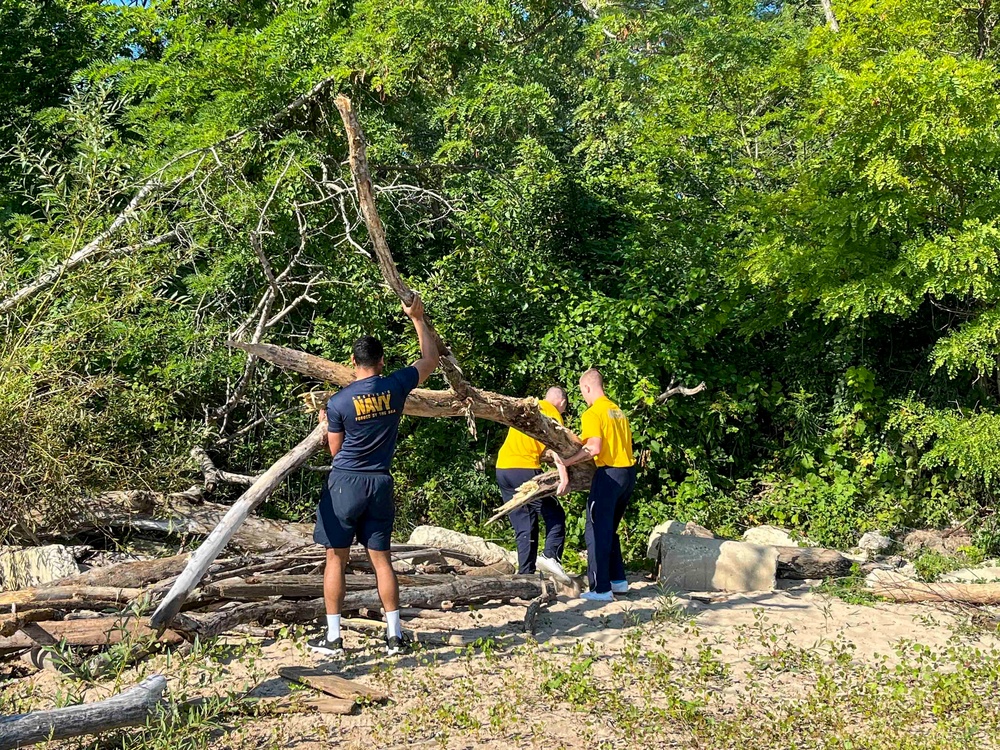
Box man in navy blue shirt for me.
[309,294,437,657]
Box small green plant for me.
[816,564,879,605]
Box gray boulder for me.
[0,545,79,591]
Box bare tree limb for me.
[819,0,840,31]
[0,182,168,314]
[334,95,474,401]
[655,380,707,404]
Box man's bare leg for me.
[310,547,350,654]
[367,548,400,612]
[367,548,408,652]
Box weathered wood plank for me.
[279,666,388,702]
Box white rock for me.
[407,526,517,571]
[742,525,799,548]
[656,536,777,593]
[646,520,715,559]
[0,545,79,591]
[858,531,893,553]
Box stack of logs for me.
[0,542,554,669]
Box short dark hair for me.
[353,336,384,368]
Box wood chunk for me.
[774,547,853,579]
[279,666,388,702]
[0,610,57,638]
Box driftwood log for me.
[0,675,167,750]
[869,580,1000,605]
[0,616,183,652]
[203,573,457,599]
[170,575,547,639]
[774,547,853,580]
[149,423,327,629]
[0,586,144,613]
[279,666,388,702]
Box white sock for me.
[326,614,341,642]
[385,609,402,639]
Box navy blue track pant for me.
[496,468,566,574]
[585,465,637,593]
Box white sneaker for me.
[611,580,629,594]
[537,554,572,584]
[580,590,614,602]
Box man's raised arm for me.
[403,293,438,385]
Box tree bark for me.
[279,666,388,702]
[148,422,327,630]
[0,675,167,750]
[56,554,192,589]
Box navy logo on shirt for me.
[352,391,395,421]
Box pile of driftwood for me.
[0,538,554,749]
[0,541,552,660]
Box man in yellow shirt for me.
[496,386,570,579]
[556,369,635,602]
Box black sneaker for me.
[307,636,344,657]
[385,632,412,656]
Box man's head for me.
[352,335,385,374]
[578,368,605,406]
[544,386,569,415]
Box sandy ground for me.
[6,576,1000,748]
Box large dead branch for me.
[334,95,472,400]
[0,675,167,750]
[0,185,173,314]
[149,422,327,630]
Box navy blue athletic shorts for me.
[314,468,394,550]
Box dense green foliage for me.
[3,0,1000,559]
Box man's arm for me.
[403,293,438,385]
[328,430,345,458]
[319,410,345,458]
[555,437,602,468]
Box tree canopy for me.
[3,0,1000,558]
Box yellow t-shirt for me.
[580,396,634,468]
[496,400,564,470]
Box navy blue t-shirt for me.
[326,366,419,472]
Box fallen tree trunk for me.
[774,547,853,580]
[0,675,167,750]
[203,573,458,599]
[0,586,144,613]
[171,575,547,639]
[0,616,183,651]
[869,579,1000,605]
[86,499,314,555]
[149,423,327,630]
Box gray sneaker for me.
[537,554,572,585]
